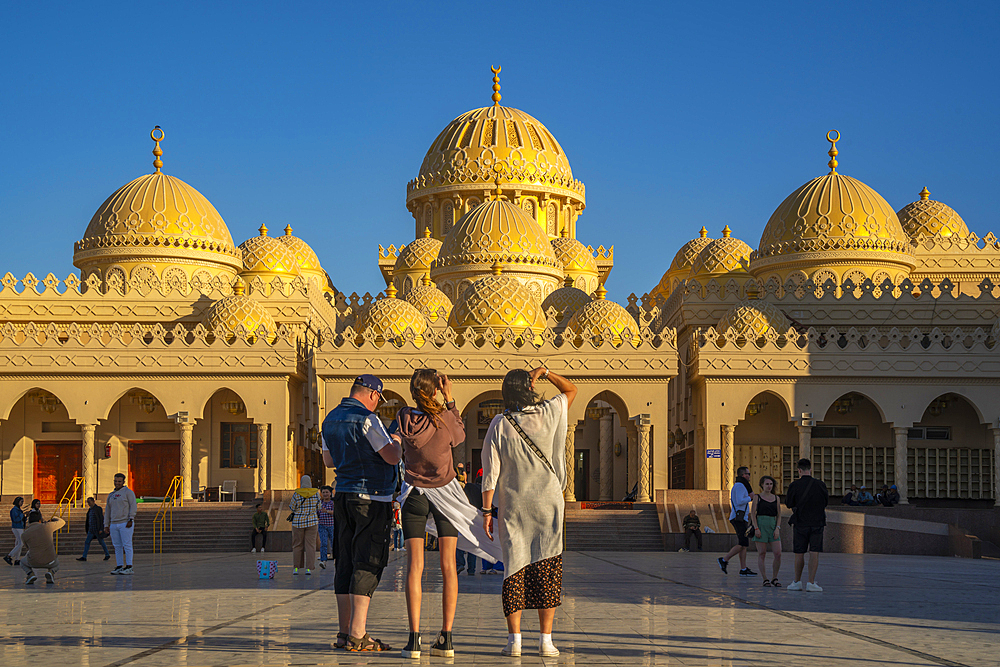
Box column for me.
[627,427,638,492]
[893,427,909,504]
[563,426,576,502]
[721,424,735,492]
[179,422,194,500]
[257,423,269,495]
[797,424,812,462]
[599,411,613,501]
[637,421,651,502]
[992,428,1000,507]
[81,424,96,498]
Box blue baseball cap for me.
[353,374,384,394]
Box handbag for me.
[503,411,555,475]
[286,511,296,522]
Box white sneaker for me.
[787,580,803,591]
[319,561,326,569]
[120,566,134,575]
[251,548,256,553]
[293,568,299,575]
[539,641,559,657]
[44,571,55,584]
[806,582,823,592]
[260,548,265,553]
[305,569,312,575]
[500,643,521,657]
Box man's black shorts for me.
[729,518,749,547]
[334,493,392,597]
[401,490,458,540]
[792,525,824,554]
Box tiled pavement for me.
[0,549,996,666]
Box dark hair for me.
[30,499,40,510]
[114,472,126,480]
[760,475,776,490]
[736,466,749,477]
[28,511,43,524]
[410,369,444,421]
[502,369,541,412]
[320,485,333,493]
[86,496,95,503]
[12,496,23,507]
[255,503,262,508]
[797,458,812,471]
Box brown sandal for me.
[334,632,349,649]
[347,633,393,652]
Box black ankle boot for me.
[431,630,454,657]
[401,631,420,658]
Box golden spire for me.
[422,272,432,287]
[827,129,840,174]
[151,126,164,173]
[560,227,569,238]
[284,224,293,236]
[722,225,732,238]
[492,261,503,275]
[564,274,574,287]
[699,226,708,238]
[385,282,397,299]
[233,277,245,296]
[595,284,607,300]
[491,174,503,201]
[919,186,931,201]
[422,227,432,238]
[491,66,502,106]
[258,223,269,237]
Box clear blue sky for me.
[2,2,997,302]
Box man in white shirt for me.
[718,466,758,577]
[105,472,137,575]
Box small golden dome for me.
[541,276,591,322]
[566,286,640,346]
[896,187,969,239]
[278,225,329,289]
[240,224,301,277]
[717,300,790,338]
[653,227,713,297]
[395,228,443,276]
[434,198,561,276]
[404,274,453,322]
[550,230,598,275]
[360,286,429,345]
[689,226,753,278]
[448,265,545,338]
[204,280,277,342]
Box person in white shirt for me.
[717,466,758,577]
[105,473,137,575]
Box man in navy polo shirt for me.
[322,374,402,652]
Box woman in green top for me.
[750,475,782,587]
[251,503,270,553]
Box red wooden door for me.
[128,441,180,497]
[34,443,82,503]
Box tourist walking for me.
[322,374,401,652]
[718,466,757,577]
[750,476,782,586]
[77,497,111,561]
[682,509,702,551]
[28,498,42,523]
[106,473,137,575]
[4,496,26,566]
[20,513,65,584]
[482,366,576,658]
[251,503,269,552]
[289,475,320,575]
[318,485,336,568]
[394,369,501,659]
[784,458,829,592]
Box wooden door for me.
[128,441,180,497]
[737,445,786,494]
[34,442,82,503]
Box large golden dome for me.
[448,265,546,339]
[73,129,242,282]
[717,300,790,338]
[541,276,591,322]
[277,225,330,290]
[566,286,640,347]
[204,280,277,343]
[360,284,429,345]
[403,274,453,323]
[750,132,914,282]
[652,227,713,299]
[550,229,600,293]
[897,187,969,240]
[689,227,753,279]
[239,224,301,277]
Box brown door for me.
[128,441,180,497]
[34,443,83,503]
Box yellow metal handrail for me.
[152,476,183,554]
[53,476,85,554]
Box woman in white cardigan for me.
[482,366,576,658]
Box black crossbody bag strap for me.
[503,410,555,475]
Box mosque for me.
[1,68,997,513]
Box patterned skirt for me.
[501,554,562,617]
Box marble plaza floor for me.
[0,548,996,666]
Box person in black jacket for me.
[76,497,110,561]
[783,459,828,592]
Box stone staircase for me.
[564,505,663,551]
[0,502,258,555]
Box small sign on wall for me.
[706,449,721,459]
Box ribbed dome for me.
[403,275,453,322]
[897,188,969,240]
[652,227,713,298]
[277,225,329,290]
[239,224,301,277]
[360,285,429,345]
[689,227,752,278]
[204,281,277,342]
[566,287,640,346]
[717,300,790,338]
[435,199,560,269]
[395,228,443,275]
[74,171,243,276]
[541,276,591,322]
[448,266,545,338]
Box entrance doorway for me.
[575,449,590,500]
[34,442,82,503]
[128,441,180,497]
